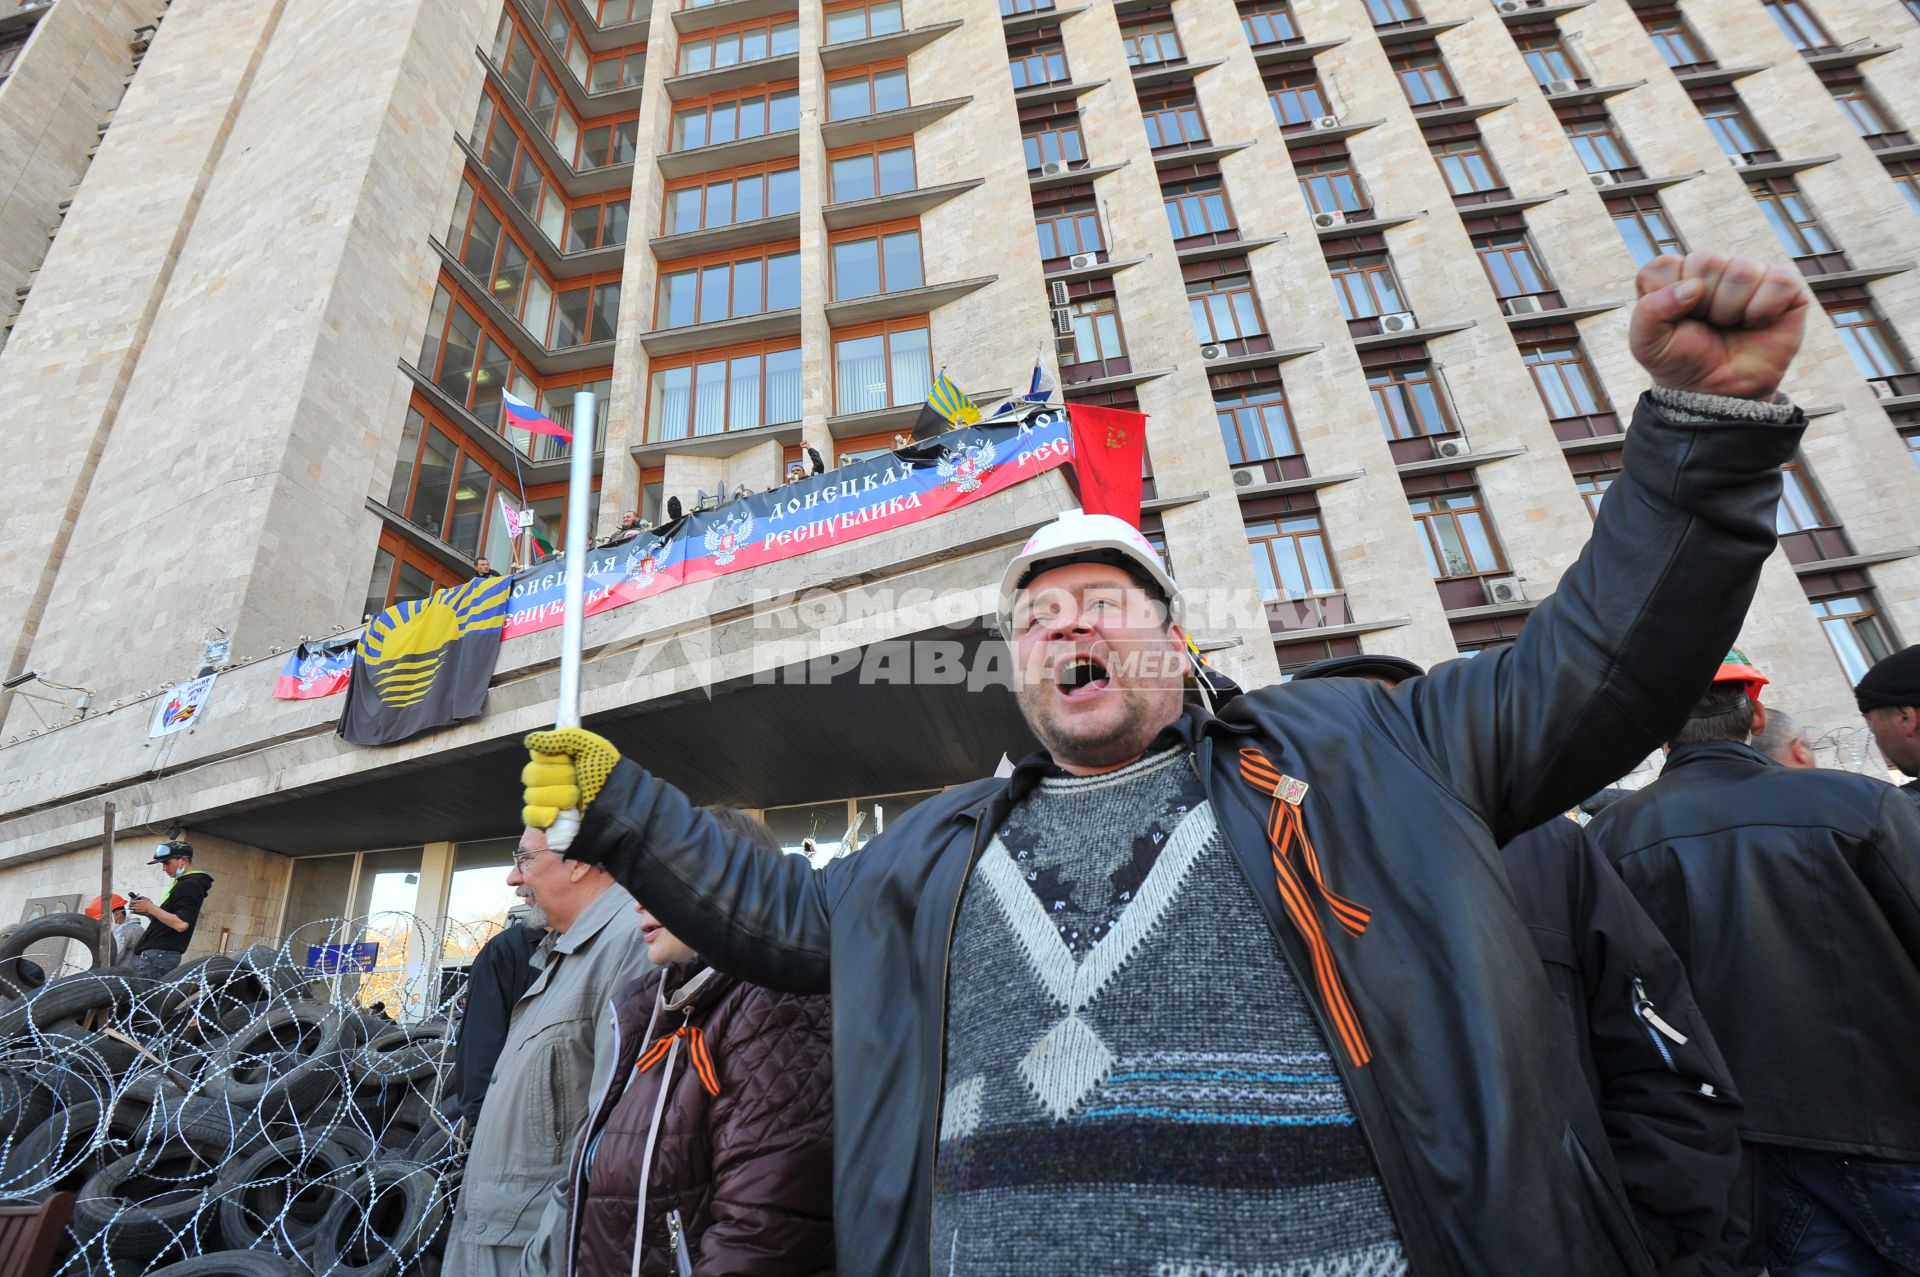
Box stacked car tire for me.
[0,928,463,1277]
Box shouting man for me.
[520,253,1812,1277]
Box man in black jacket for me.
[1857,644,1920,809]
[126,840,215,978]
[1588,662,1920,1276]
[1292,656,1744,1276]
[520,252,1813,1277]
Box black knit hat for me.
[1855,644,1920,712]
[1291,653,1427,685]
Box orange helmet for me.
[1713,647,1769,702]
[84,894,128,919]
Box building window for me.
[568,195,632,251]
[1763,0,1834,52]
[827,66,909,120]
[1216,386,1297,463]
[1520,34,1582,87]
[1521,342,1609,420]
[1751,182,1838,259]
[1565,118,1634,175]
[1001,0,1055,14]
[832,321,931,414]
[1610,194,1686,266]
[417,286,526,428]
[1474,232,1552,300]
[365,544,447,619]
[1432,138,1503,195]
[588,48,647,91]
[1188,276,1266,344]
[1392,51,1459,108]
[825,0,904,44]
[657,247,802,328]
[1810,592,1896,684]
[1123,18,1185,67]
[1825,302,1912,380]
[1240,0,1300,47]
[0,35,26,82]
[1022,120,1086,169]
[1267,69,1330,127]
[1297,158,1368,216]
[1646,15,1709,68]
[1010,38,1070,88]
[1163,177,1235,238]
[828,141,916,202]
[1035,201,1103,260]
[1900,167,1920,215]
[1410,488,1504,578]
[1832,88,1899,138]
[1142,93,1209,150]
[662,166,800,234]
[649,343,804,440]
[1574,470,1616,520]
[1248,514,1340,601]
[1903,427,1920,467]
[1776,459,1832,533]
[830,226,923,300]
[671,86,801,148]
[1702,103,1769,158]
[1062,297,1127,364]
[1364,0,1421,25]
[678,19,798,74]
[385,409,502,556]
[1330,254,1407,320]
[1370,363,1454,439]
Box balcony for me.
[673,0,797,35]
[1803,39,1899,72]
[1266,593,1354,634]
[429,238,617,375]
[456,138,624,277]
[651,212,803,263]
[1495,1,1596,22]
[1251,37,1349,66]
[475,51,636,198]
[1436,575,1536,616]
[397,361,600,480]
[1194,343,1322,376]
[1280,117,1383,148]
[820,18,963,70]
[819,96,970,148]
[1030,159,1128,190]
[1013,77,1109,107]
[657,127,800,180]
[1151,139,1251,170]
[640,306,802,356]
[1132,58,1225,93]
[1042,251,1144,283]
[631,417,805,467]
[1498,297,1622,329]
[822,177,984,231]
[1176,235,1281,265]
[1058,361,1173,395]
[1409,98,1516,127]
[822,275,996,327]
[1354,318,1473,351]
[1673,61,1769,89]
[1868,371,1920,410]
[557,0,649,50]
[1538,79,1645,108]
[1800,261,1916,291]
[507,0,645,116]
[1375,17,1468,46]
[665,52,801,100]
[1728,152,1839,181]
[1002,2,1085,35]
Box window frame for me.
[660,162,801,235]
[1609,194,1686,267]
[1392,50,1460,108]
[646,338,805,442]
[1141,92,1210,151]
[1431,137,1504,195]
[1186,275,1267,344]
[1122,17,1185,68]
[1162,176,1237,239]
[1369,362,1456,440]
[1409,487,1507,579]
[1750,182,1839,258]
[1763,0,1835,52]
[1215,385,1298,464]
[1247,511,1341,602]
[828,220,925,300]
[1329,253,1407,321]
[826,138,919,203]
[1267,67,1330,128]
[669,82,802,150]
[1809,591,1898,684]
[1239,0,1300,48]
[1520,341,1609,420]
[824,0,905,45]
[1472,231,1553,300]
[654,240,804,329]
[831,317,933,416]
[1022,118,1087,170]
[825,62,910,122]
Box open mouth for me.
[1055,653,1112,702]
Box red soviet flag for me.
[1065,404,1148,528]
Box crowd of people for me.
[423,251,1916,1277]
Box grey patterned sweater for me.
[930,746,1405,1276]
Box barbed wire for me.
[0,914,495,1276]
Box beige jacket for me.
[446,881,651,1277]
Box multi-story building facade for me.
[0,0,1916,968]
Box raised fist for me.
[1628,252,1810,401]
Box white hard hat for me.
[996,508,1184,638]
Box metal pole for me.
[99,801,116,969]
[555,390,596,729]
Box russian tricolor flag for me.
[502,390,572,440]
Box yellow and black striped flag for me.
[338,576,509,746]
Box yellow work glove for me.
[522,728,621,843]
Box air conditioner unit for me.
[1231,466,1265,488]
[1200,343,1228,361]
[1503,295,1546,316]
[1039,160,1071,177]
[1589,172,1618,188]
[1380,311,1418,334]
[1048,280,1069,306]
[1495,0,1529,12]
[1871,380,1898,400]
[1051,307,1075,336]
[1435,437,1472,459]
[1312,210,1347,229]
[1487,576,1527,605]
[1309,115,1342,131]
[1067,252,1098,270]
[1543,78,1581,96]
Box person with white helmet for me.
[518,251,1815,1277]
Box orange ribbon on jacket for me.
[636,1023,721,1096]
[1239,746,1375,1068]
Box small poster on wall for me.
[149,673,217,738]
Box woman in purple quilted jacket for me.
[559,809,834,1277]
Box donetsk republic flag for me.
[338,576,509,746]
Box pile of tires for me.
[0,940,464,1276]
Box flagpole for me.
[555,390,595,730]
[507,440,531,573]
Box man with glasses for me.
[444,836,650,1277]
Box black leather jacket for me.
[1588,741,1920,1162]
[570,393,1804,1277]
[1500,818,1742,1271]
